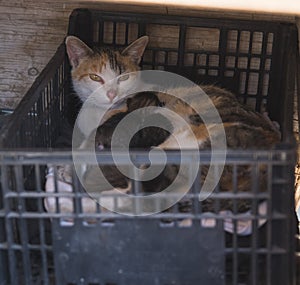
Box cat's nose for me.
[107,89,117,102]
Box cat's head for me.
[65,36,149,104]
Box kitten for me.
[82,92,171,193]
[96,92,169,149]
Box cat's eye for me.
[89,74,104,83]
[118,74,130,83]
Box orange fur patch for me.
[72,51,139,82]
[72,53,109,81]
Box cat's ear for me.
[65,36,93,68]
[122,36,149,65]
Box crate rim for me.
[0,146,296,165]
[70,8,299,30]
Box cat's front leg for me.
[44,165,97,216]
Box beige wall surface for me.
[0,0,298,109]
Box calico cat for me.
[66,35,149,104]
[45,36,149,213]
[48,36,290,285]
[66,35,150,138]
[80,85,281,213]
[65,35,281,214]
[66,35,280,149]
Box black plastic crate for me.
[0,8,299,285]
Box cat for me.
[66,35,149,104]
[63,35,281,215]
[80,85,281,213]
[82,91,171,193]
[66,35,150,138]
[94,91,170,149]
[45,36,150,214]
[65,36,280,148]
[49,36,293,285]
